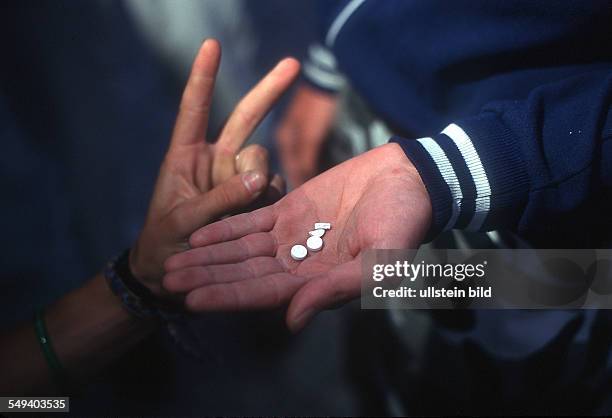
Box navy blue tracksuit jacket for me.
[303,1,612,414]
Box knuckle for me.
[216,144,236,160]
[201,265,216,284]
[180,95,210,116]
[214,184,238,208]
[235,106,257,128]
[236,237,253,260]
[241,145,269,167]
[251,145,269,160]
[242,258,258,278]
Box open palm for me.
[164,143,432,331]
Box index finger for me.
[170,39,221,148]
[212,58,300,181]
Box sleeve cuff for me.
[301,43,346,94]
[390,114,530,240]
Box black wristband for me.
[112,249,184,316]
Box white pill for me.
[290,244,308,260]
[308,229,326,238]
[306,236,324,252]
[314,222,331,230]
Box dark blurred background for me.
[0,1,361,415]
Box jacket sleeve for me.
[302,43,347,93]
[300,1,347,94]
[390,69,612,240]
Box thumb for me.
[173,170,267,236]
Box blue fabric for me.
[312,0,612,245]
[0,2,175,328]
[310,1,612,413]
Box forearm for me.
[0,272,155,395]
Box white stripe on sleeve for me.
[416,137,463,230]
[325,0,367,47]
[441,123,491,230]
[302,62,346,91]
[308,44,338,71]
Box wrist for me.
[390,118,528,239]
[106,249,184,319]
[380,142,433,232]
[380,142,430,190]
[128,244,164,297]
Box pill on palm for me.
[314,222,331,230]
[290,244,308,260]
[308,229,325,237]
[306,236,323,252]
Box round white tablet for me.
[308,229,325,238]
[290,244,308,260]
[306,236,323,252]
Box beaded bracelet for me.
[104,249,183,320]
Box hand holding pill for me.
[164,143,432,332]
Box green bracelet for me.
[34,309,68,386]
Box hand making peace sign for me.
[130,39,300,296]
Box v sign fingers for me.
[129,39,299,296]
[170,39,220,150]
[212,58,300,186]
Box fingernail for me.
[242,171,266,194]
